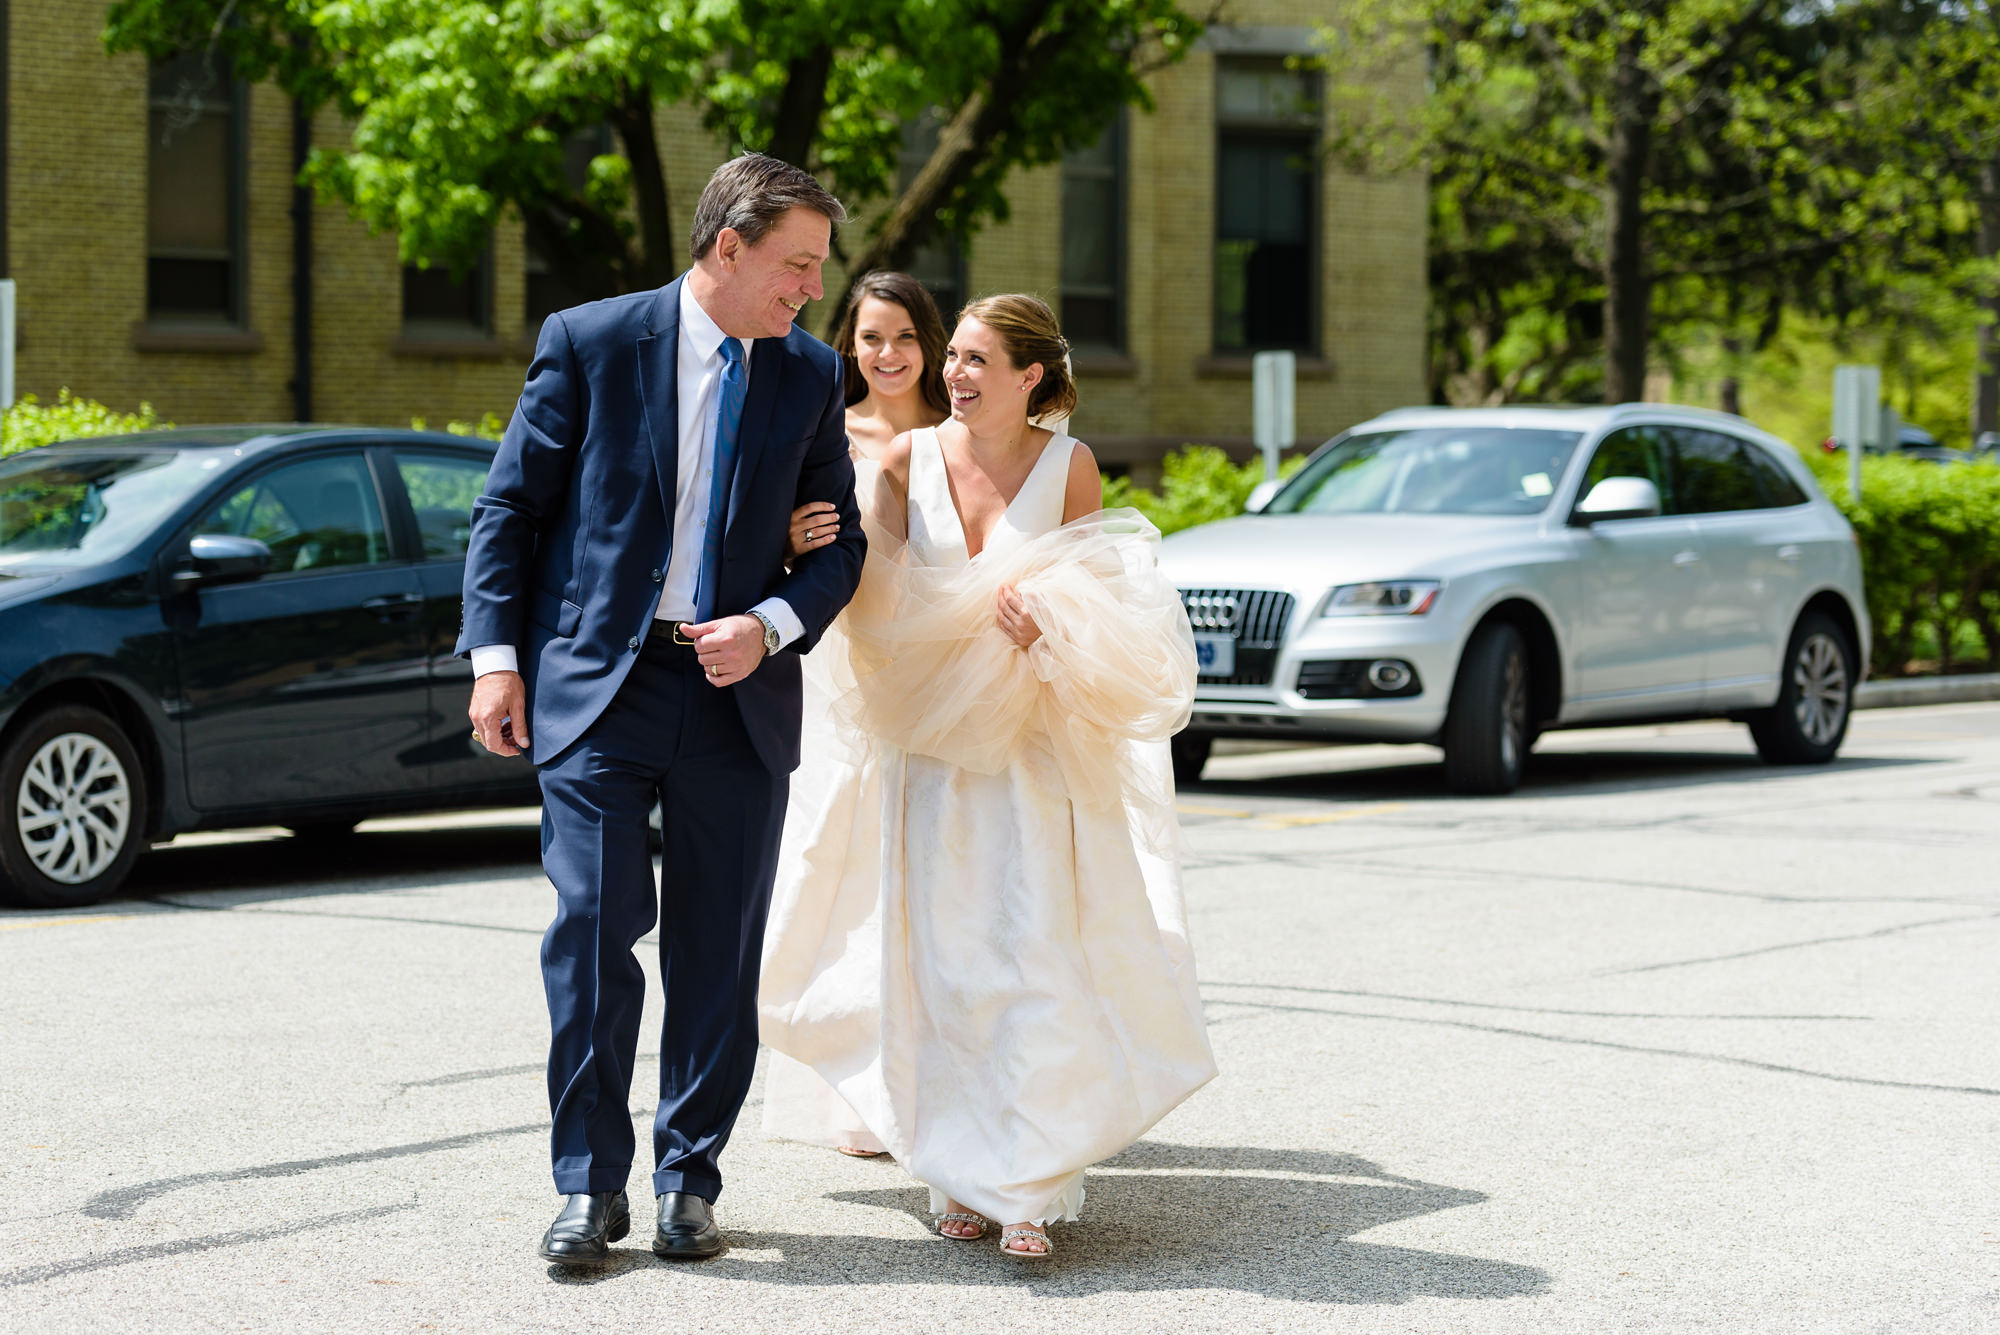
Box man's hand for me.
[469,670,531,756]
[682,616,767,687]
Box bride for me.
[759,293,1215,1258]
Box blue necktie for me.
[694,337,746,623]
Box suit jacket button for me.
[628,636,641,650]
[651,569,662,582]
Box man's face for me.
[711,206,830,339]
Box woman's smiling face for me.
[943,317,1040,429]
[852,296,923,402]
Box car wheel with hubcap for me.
[1442,620,1531,795]
[1170,731,1213,786]
[0,705,150,908]
[1748,611,1854,764]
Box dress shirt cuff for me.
[469,644,520,677]
[750,598,804,650]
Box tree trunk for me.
[1719,334,1742,417]
[831,0,1067,323]
[1601,33,1656,405]
[769,44,834,167]
[609,87,676,289]
[1976,155,2000,441]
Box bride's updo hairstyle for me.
[956,294,1078,423]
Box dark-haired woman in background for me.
[760,272,948,1161]
[783,271,949,562]
[760,294,1214,1258]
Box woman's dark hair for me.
[955,293,1078,423]
[830,271,951,417]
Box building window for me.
[900,114,966,319]
[147,49,244,325]
[1062,116,1126,353]
[1214,62,1320,354]
[403,249,493,339]
[526,126,614,328]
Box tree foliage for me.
[104,0,1202,325]
[1322,0,1989,409]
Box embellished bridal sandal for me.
[998,1224,1053,1259]
[933,1210,988,1241]
[835,1146,886,1158]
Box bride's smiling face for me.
[943,317,1042,430]
[852,296,924,402]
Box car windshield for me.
[0,449,217,570]
[1269,427,1586,516]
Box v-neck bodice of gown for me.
[905,427,1071,568]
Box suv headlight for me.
[1319,580,1441,617]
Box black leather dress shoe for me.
[651,1191,723,1259]
[538,1190,631,1265]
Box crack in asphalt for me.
[1593,911,2000,977]
[1207,997,2000,1097]
[1198,980,1874,1021]
[0,1200,418,1288]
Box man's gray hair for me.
[688,154,847,262]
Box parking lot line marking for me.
[1176,802,1255,818]
[0,914,138,932]
[1255,802,1410,830]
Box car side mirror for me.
[174,534,273,588]
[1244,479,1281,514]
[1570,477,1662,526]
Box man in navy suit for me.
[455,155,864,1265]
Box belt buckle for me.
[670,623,696,646]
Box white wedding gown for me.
[758,429,1216,1226]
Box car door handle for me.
[1775,544,1803,562]
[361,593,423,620]
[1673,550,1702,568]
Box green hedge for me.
[1813,454,2000,676]
[1,391,167,457]
[1103,445,1306,536]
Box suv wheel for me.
[0,706,151,908]
[1170,732,1213,785]
[1748,612,1854,764]
[1442,621,1531,795]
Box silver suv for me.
[1159,405,1869,793]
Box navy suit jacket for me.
[454,277,865,772]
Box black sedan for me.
[0,426,540,907]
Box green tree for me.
[105,0,1202,326]
[1321,0,1928,406]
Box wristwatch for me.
[748,609,781,655]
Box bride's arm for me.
[872,432,914,543]
[1061,440,1103,523]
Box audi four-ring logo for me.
[1183,594,1240,632]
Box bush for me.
[1103,445,1307,536]
[2,391,168,457]
[1811,453,2000,675]
[410,412,506,440]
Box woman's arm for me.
[1061,440,1103,523]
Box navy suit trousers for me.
[537,627,787,1201]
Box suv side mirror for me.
[1244,479,1281,514]
[1570,477,1662,526]
[173,534,273,588]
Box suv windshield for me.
[0,450,215,570]
[1269,427,1585,516]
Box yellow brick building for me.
[0,3,1426,476]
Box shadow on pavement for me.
[552,1142,1549,1302]
[1193,748,1927,803]
[113,823,547,906]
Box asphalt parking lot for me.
[4,703,1996,1333]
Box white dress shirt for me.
[471,282,802,679]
